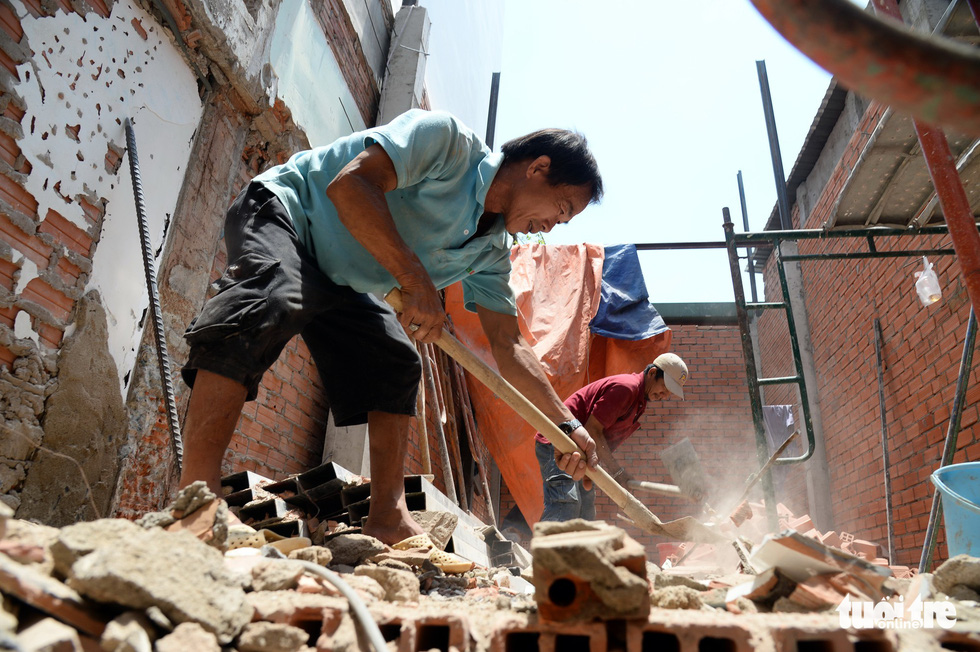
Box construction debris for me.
[2,474,980,650]
[530,519,650,622]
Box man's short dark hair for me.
[500,129,603,204]
[644,363,663,380]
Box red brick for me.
[36,321,63,349]
[39,209,93,257]
[21,278,72,321]
[0,213,50,266]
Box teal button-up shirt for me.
[254,109,517,315]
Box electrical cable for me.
[291,559,387,652]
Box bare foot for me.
[361,510,425,547]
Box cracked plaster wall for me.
[18,290,125,525]
[12,0,201,390]
[2,0,201,513]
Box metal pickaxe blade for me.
[660,437,711,504]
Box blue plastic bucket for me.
[931,462,980,557]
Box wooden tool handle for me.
[384,288,726,543]
[628,479,697,502]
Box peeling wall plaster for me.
[12,0,203,393]
[270,0,366,145]
[13,257,37,342]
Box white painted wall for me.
[269,0,368,145]
[13,0,203,393]
[418,0,504,142]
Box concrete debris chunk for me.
[340,574,386,602]
[368,548,429,568]
[354,565,420,603]
[531,519,649,622]
[377,559,414,573]
[50,519,146,577]
[322,534,387,566]
[410,510,458,551]
[64,526,252,644]
[237,621,310,652]
[164,480,218,520]
[932,554,980,596]
[288,546,333,567]
[0,598,16,633]
[246,591,349,625]
[144,605,173,632]
[649,585,702,610]
[4,519,61,574]
[250,559,306,592]
[101,611,156,652]
[0,501,11,538]
[155,622,221,652]
[16,615,83,651]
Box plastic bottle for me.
[914,256,942,306]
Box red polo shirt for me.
[535,372,648,451]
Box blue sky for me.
[494,1,833,303]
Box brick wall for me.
[756,99,978,567]
[0,0,480,528]
[0,0,103,511]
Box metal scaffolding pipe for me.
[919,309,978,573]
[723,208,779,530]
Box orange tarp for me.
[445,244,671,524]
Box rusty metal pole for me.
[920,308,978,573]
[413,344,432,475]
[748,0,980,137]
[868,0,980,316]
[913,123,980,313]
[421,343,457,505]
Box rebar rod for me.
[124,119,183,469]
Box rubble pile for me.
[221,463,524,569]
[0,484,537,652]
[664,501,916,579]
[1,479,979,651]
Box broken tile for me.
[156,622,221,652]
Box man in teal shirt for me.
[178,109,603,547]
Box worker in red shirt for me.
[534,353,689,522]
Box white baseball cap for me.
[654,353,689,399]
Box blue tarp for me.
[589,244,669,340]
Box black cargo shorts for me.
[182,181,421,426]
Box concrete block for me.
[531,520,648,622]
